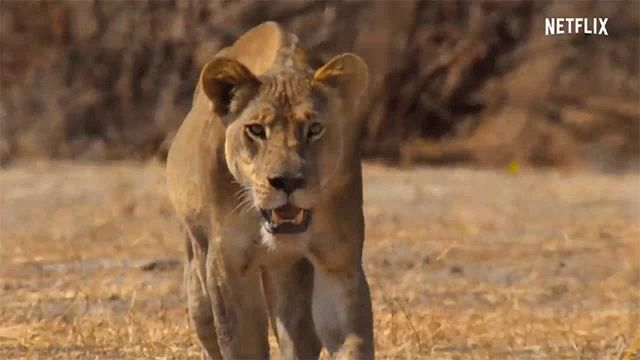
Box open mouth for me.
[260,203,312,234]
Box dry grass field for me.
[0,161,638,359]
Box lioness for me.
[166,22,373,359]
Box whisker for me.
[230,199,246,216]
[230,187,251,216]
[231,184,262,217]
[240,195,257,215]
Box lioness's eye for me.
[246,124,266,139]
[307,122,324,142]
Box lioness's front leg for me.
[205,241,270,359]
[266,259,322,359]
[312,265,374,359]
[184,228,222,359]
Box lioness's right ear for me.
[200,57,260,118]
[312,53,368,99]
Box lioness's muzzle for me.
[260,203,311,234]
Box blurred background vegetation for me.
[1,0,638,170]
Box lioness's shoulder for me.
[216,21,311,76]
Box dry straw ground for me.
[0,161,639,359]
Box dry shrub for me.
[0,0,638,170]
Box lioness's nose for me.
[269,176,306,194]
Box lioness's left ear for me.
[312,53,368,98]
[200,57,260,119]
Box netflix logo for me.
[545,17,608,36]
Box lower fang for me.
[295,210,304,224]
[272,210,282,224]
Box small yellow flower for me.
[507,160,520,175]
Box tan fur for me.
[167,22,373,359]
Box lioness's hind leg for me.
[184,227,222,359]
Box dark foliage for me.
[1,0,638,170]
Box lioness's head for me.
[200,54,367,235]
